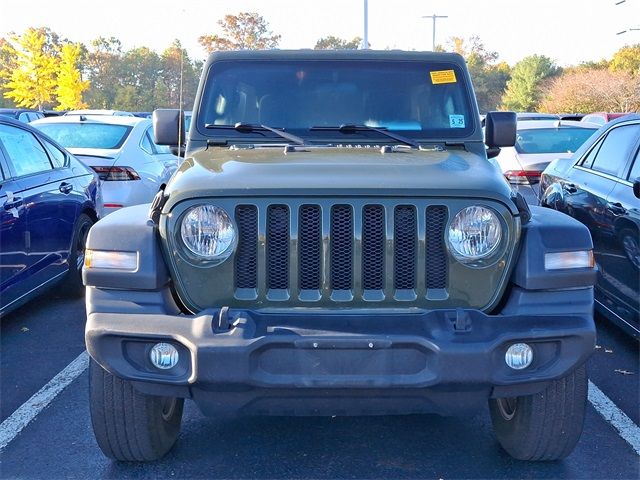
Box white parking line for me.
[588,380,640,455]
[0,352,639,458]
[0,351,88,450]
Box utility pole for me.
[422,14,448,51]
[363,0,369,49]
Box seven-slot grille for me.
[234,202,449,301]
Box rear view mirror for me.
[153,109,185,147]
[634,178,640,199]
[485,111,517,148]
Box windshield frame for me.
[194,58,479,145]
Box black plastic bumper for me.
[86,293,595,416]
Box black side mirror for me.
[153,109,185,147]
[485,111,517,148]
[634,178,640,199]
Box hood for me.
[165,146,516,211]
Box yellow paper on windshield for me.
[430,70,457,84]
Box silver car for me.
[494,119,598,204]
[32,115,179,215]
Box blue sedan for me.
[0,117,103,316]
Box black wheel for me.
[489,364,588,461]
[63,213,93,296]
[89,358,184,462]
[619,228,640,270]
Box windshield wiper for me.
[204,122,307,146]
[309,124,420,149]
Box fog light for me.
[149,343,179,370]
[505,343,533,370]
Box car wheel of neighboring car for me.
[619,228,640,269]
[488,364,587,461]
[63,213,94,296]
[89,358,184,462]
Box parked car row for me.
[540,114,640,338]
[0,111,180,316]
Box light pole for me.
[422,14,448,51]
[363,0,369,49]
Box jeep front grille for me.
[233,201,449,302]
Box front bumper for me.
[86,287,596,416]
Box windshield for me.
[198,60,475,141]
[515,127,597,154]
[35,123,132,149]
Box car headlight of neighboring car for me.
[447,206,503,265]
[180,205,235,262]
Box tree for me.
[55,42,89,110]
[198,12,280,53]
[609,44,640,76]
[443,36,511,113]
[0,37,18,107]
[539,69,640,113]
[2,28,60,109]
[157,40,200,110]
[501,55,561,111]
[116,47,161,111]
[84,37,124,108]
[314,36,362,50]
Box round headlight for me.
[180,205,235,260]
[447,206,502,263]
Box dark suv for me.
[83,50,597,462]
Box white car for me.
[32,115,179,215]
[494,119,598,204]
[64,109,135,117]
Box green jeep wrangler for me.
[84,50,597,462]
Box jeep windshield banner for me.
[198,60,475,142]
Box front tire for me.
[63,213,93,296]
[89,359,184,461]
[489,364,588,461]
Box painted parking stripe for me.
[0,352,638,457]
[588,380,640,455]
[0,351,88,450]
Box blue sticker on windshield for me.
[449,115,465,128]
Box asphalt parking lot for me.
[1,291,638,479]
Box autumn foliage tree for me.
[56,43,89,110]
[539,69,640,113]
[2,28,60,109]
[314,36,362,50]
[198,12,281,53]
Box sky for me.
[1,0,639,67]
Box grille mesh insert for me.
[331,205,353,290]
[394,206,417,289]
[426,206,448,289]
[234,205,257,289]
[298,205,322,290]
[267,205,289,289]
[362,205,385,290]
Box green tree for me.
[84,37,124,108]
[501,55,561,111]
[115,47,161,111]
[198,12,280,53]
[314,36,362,50]
[609,44,640,76]
[2,28,60,109]
[56,42,89,110]
[157,40,200,110]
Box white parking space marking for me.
[588,380,640,456]
[0,351,88,450]
[0,351,639,458]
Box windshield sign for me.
[198,60,474,141]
